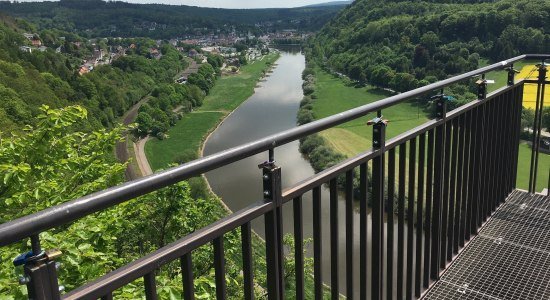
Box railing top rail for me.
[0,54,548,247]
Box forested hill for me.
[0,15,212,135]
[0,0,346,38]
[307,0,549,92]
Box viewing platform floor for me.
[423,190,550,300]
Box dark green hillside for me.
[0,0,345,38]
[308,0,549,91]
[0,16,202,134]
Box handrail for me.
[1,54,548,247]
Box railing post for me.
[430,91,446,280]
[528,62,547,193]
[506,65,519,86]
[14,235,62,300]
[369,113,387,300]
[260,159,284,300]
[476,74,488,100]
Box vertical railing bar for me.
[345,170,354,300]
[495,95,506,207]
[313,186,323,300]
[460,110,472,246]
[431,94,446,280]
[101,293,113,300]
[476,102,486,229]
[480,99,491,221]
[144,272,158,300]
[440,120,451,268]
[532,69,546,193]
[512,85,524,190]
[397,143,406,299]
[359,163,369,300]
[387,149,396,300]
[468,107,480,236]
[330,179,339,300]
[293,196,304,300]
[491,96,500,209]
[499,93,509,201]
[529,64,546,193]
[406,137,416,300]
[423,129,434,289]
[447,117,459,260]
[261,161,284,300]
[415,133,425,297]
[213,237,227,300]
[371,122,386,300]
[454,114,465,253]
[181,253,195,300]
[486,97,497,215]
[241,223,254,300]
[506,87,518,195]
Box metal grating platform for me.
[423,190,550,300]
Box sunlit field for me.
[518,65,550,109]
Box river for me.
[204,50,408,298]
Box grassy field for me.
[145,53,279,171]
[146,111,224,171]
[486,60,549,109]
[312,66,548,192]
[312,67,429,157]
[516,143,549,192]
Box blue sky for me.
[14,0,341,9]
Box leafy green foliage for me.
[308,0,550,93]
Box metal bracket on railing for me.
[14,248,63,300]
[475,75,495,100]
[537,63,547,82]
[368,116,388,150]
[259,159,284,299]
[505,65,520,86]
[430,91,447,119]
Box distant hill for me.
[303,1,353,8]
[307,0,549,95]
[0,0,345,39]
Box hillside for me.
[307,0,549,92]
[0,0,344,38]
[0,15,208,135]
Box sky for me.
[13,0,341,9]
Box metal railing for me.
[0,54,548,300]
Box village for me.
[18,28,305,78]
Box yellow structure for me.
[517,65,549,109]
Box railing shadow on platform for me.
[0,54,549,300]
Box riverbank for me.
[310,66,429,158]
[146,52,280,171]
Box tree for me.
[0,105,127,296]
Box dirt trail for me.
[134,137,153,176]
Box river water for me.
[204,50,408,298]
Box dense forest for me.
[0,15,219,136]
[0,0,346,38]
[308,0,549,96]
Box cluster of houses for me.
[19,33,59,53]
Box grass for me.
[313,66,548,193]
[516,143,549,192]
[199,53,280,112]
[312,66,429,157]
[146,111,223,171]
[146,53,279,170]
[485,60,549,109]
